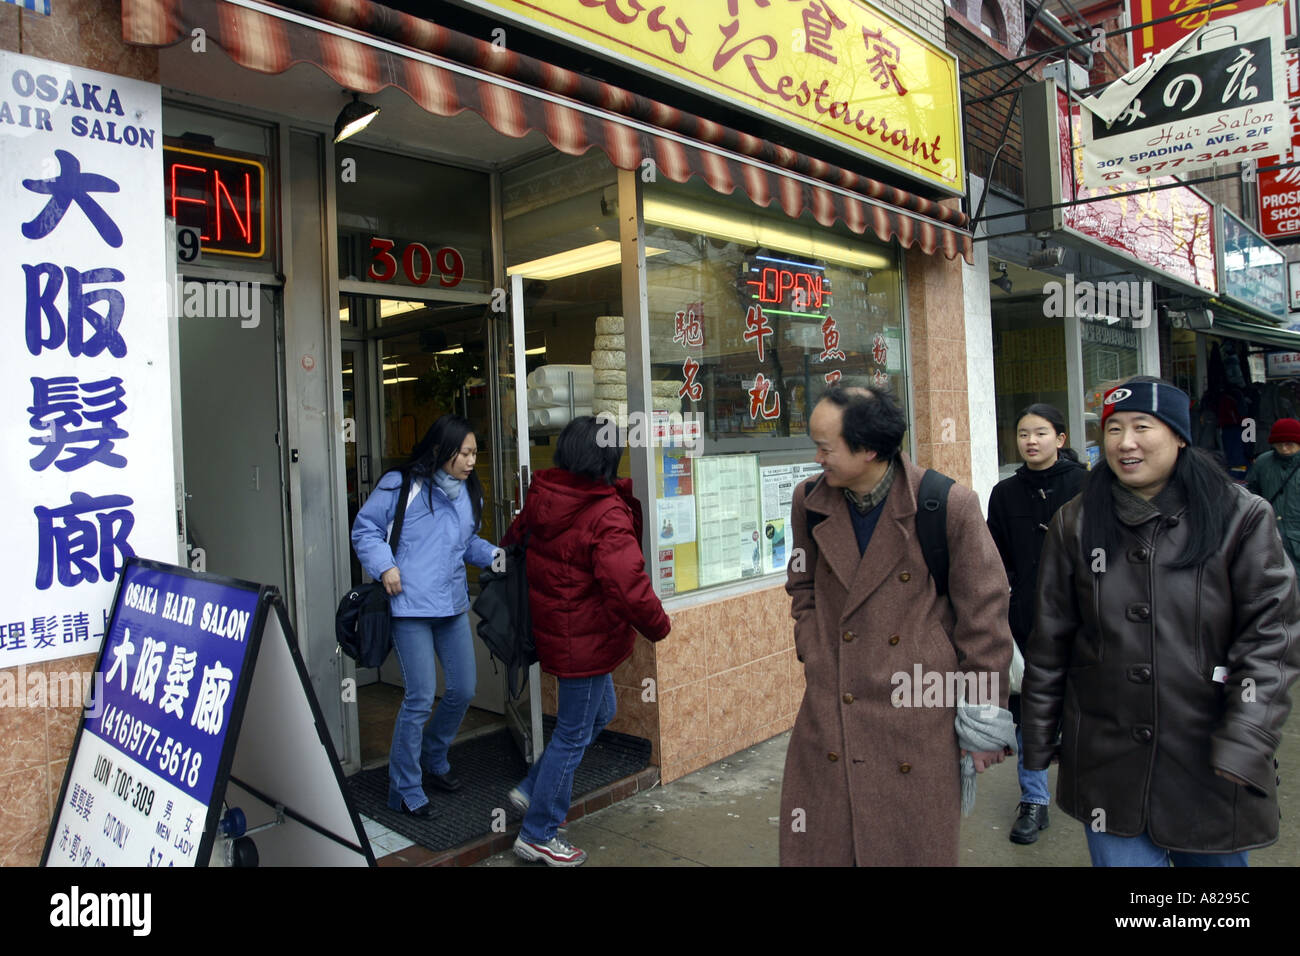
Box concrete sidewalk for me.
[480,727,1300,866]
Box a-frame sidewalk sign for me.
[42,557,375,866]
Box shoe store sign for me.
[1080,5,1289,188]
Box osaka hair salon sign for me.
[1079,5,1289,188]
[0,51,178,669]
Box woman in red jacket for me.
[501,415,671,866]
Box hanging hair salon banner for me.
[1079,5,1289,188]
[0,51,179,670]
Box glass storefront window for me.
[336,146,492,301]
[503,151,626,478]
[1081,315,1143,467]
[992,301,1069,473]
[643,179,903,596]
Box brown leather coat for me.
[780,455,1012,866]
[1022,483,1300,852]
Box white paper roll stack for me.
[526,364,594,388]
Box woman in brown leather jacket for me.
[1021,377,1300,866]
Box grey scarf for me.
[955,700,1017,816]
[433,467,462,500]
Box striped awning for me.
[122,0,972,262]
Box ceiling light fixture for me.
[507,241,667,281]
[334,92,380,144]
[642,194,892,271]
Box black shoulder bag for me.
[336,471,414,668]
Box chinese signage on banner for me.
[46,561,261,867]
[1266,350,1300,376]
[1127,0,1296,65]
[455,0,963,191]
[1255,50,1300,239]
[0,51,177,670]
[1220,207,1288,317]
[1054,89,1218,293]
[1080,5,1289,188]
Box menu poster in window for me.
[760,465,802,574]
[43,558,374,867]
[662,453,693,496]
[657,496,696,547]
[695,456,762,587]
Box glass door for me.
[495,275,544,763]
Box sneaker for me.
[513,835,587,867]
[1009,802,1050,844]
[506,787,567,830]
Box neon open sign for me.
[163,145,266,258]
[745,256,830,315]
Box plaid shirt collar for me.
[843,459,896,514]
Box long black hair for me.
[402,413,483,528]
[1018,402,1080,463]
[556,415,623,484]
[1080,376,1229,569]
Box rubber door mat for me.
[348,717,652,853]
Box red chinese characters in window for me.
[743,304,774,363]
[871,332,888,366]
[680,356,703,401]
[824,369,842,384]
[819,316,846,362]
[861,26,907,96]
[673,308,704,347]
[749,372,781,420]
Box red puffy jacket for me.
[501,468,670,677]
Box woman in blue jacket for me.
[351,414,499,817]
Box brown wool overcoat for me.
[780,454,1013,866]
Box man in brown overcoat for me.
[781,386,1014,866]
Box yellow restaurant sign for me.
[459,0,964,193]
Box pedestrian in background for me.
[1023,377,1300,866]
[1246,416,1300,574]
[501,416,670,866]
[987,403,1086,845]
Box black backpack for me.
[806,468,955,597]
[472,534,537,699]
[336,472,413,668]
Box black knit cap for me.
[1100,381,1192,444]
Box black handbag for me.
[336,472,414,668]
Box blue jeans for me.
[1086,827,1249,867]
[387,614,476,811]
[517,674,616,843]
[1016,727,1051,806]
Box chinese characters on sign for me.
[1080,5,1289,188]
[1,51,176,669]
[457,0,963,191]
[46,563,260,868]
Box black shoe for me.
[398,800,437,819]
[425,770,462,793]
[1010,802,1049,844]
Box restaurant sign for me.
[451,0,964,192]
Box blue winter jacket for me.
[351,470,498,617]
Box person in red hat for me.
[1246,417,1300,573]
